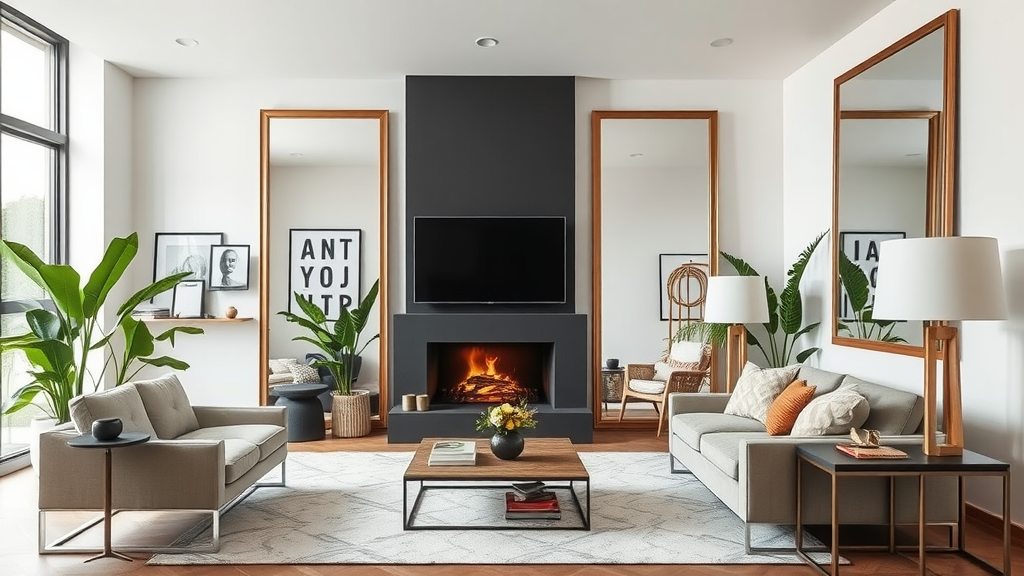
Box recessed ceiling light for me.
[709,37,733,48]
[630,153,644,158]
[289,152,304,157]
[175,37,199,48]
[905,152,923,157]
[476,37,499,48]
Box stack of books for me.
[426,440,477,466]
[131,306,170,320]
[505,481,560,520]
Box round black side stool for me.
[274,383,330,441]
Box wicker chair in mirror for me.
[619,342,712,436]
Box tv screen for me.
[414,216,567,304]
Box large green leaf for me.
[26,309,61,340]
[838,250,870,313]
[116,271,194,317]
[720,252,760,277]
[1,383,45,415]
[764,280,779,335]
[293,292,327,325]
[138,356,191,370]
[121,316,156,360]
[796,347,821,364]
[154,325,204,344]
[83,233,138,317]
[350,279,380,332]
[334,308,357,349]
[778,231,827,335]
[37,263,83,322]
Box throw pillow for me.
[653,361,675,381]
[765,379,817,435]
[723,362,801,424]
[668,341,704,364]
[269,358,299,374]
[134,374,201,439]
[288,363,321,384]
[69,384,159,437]
[790,386,871,436]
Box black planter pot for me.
[489,430,525,460]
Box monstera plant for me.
[0,233,202,424]
[837,250,906,342]
[676,231,828,368]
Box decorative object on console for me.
[850,427,881,448]
[476,398,538,460]
[224,306,238,319]
[91,417,123,441]
[703,276,769,392]
[209,244,250,291]
[675,231,827,374]
[171,280,206,318]
[287,229,362,320]
[605,358,619,369]
[278,279,380,438]
[872,236,1007,456]
[415,394,430,411]
[0,233,202,425]
[152,232,224,308]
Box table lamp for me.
[703,276,769,392]
[872,236,1007,456]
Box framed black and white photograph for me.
[839,231,906,319]
[288,229,361,320]
[659,253,709,321]
[209,244,250,291]
[152,232,224,307]
[171,280,205,318]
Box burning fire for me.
[446,346,536,404]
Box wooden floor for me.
[1,429,1020,575]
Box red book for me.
[505,491,560,512]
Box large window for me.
[0,4,68,463]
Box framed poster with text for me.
[288,229,361,320]
[839,230,905,320]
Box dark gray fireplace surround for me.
[389,75,592,443]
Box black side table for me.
[274,382,330,441]
[795,443,1010,576]
[66,431,150,562]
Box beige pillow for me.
[790,386,870,436]
[134,374,201,439]
[668,341,704,364]
[723,362,800,424]
[269,358,299,374]
[69,384,158,437]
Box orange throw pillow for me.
[765,379,816,436]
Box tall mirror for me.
[832,9,958,356]
[591,110,719,428]
[259,110,389,427]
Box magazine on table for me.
[427,440,477,466]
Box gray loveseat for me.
[37,374,287,553]
[667,365,958,552]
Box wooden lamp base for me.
[923,324,963,456]
[724,324,747,393]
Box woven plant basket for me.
[331,390,372,438]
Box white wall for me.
[784,0,1024,522]
[269,165,381,378]
[126,79,404,405]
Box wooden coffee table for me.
[403,437,591,530]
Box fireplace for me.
[389,313,592,443]
[431,343,550,404]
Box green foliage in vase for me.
[836,250,906,342]
[278,279,379,395]
[675,231,828,368]
[0,233,203,424]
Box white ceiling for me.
[8,0,894,80]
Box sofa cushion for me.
[724,362,800,424]
[700,432,768,480]
[269,358,299,374]
[791,386,870,436]
[287,363,321,384]
[795,365,845,397]
[668,341,704,364]
[134,374,201,439]
[177,424,287,461]
[219,439,260,483]
[672,412,766,452]
[69,384,158,437]
[842,376,925,435]
[628,378,667,395]
[765,379,816,435]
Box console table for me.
[66,432,150,562]
[795,443,1010,576]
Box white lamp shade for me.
[703,276,769,324]
[873,236,1007,321]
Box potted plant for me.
[475,397,538,460]
[676,231,827,367]
[837,250,907,342]
[0,233,202,465]
[278,279,379,438]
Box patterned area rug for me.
[148,451,840,565]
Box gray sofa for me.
[668,365,958,552]
[37,374,287,554]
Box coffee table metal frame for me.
[403,437,591,531]
[795,443,1011,576]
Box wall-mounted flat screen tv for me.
[414,216,567,304]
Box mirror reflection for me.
[259,111,389,429]
[832,11,957,356]
[592,111,718,428]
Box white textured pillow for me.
[269,358,299,374]
[653,362,675,381]
[287,363,321,384]
[723,362,800,424]
[669,341,704,364]
[791,387,870,436]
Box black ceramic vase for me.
[490,429,525,460]
[91,417,123,441]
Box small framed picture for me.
[152,232,224,307]
[209,244,250,291]
[171,280,205,318]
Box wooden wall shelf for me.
[140,317,253,323]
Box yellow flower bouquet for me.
[475,398,538,435]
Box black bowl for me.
[605,358,620,369]
[92,417,123,441]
